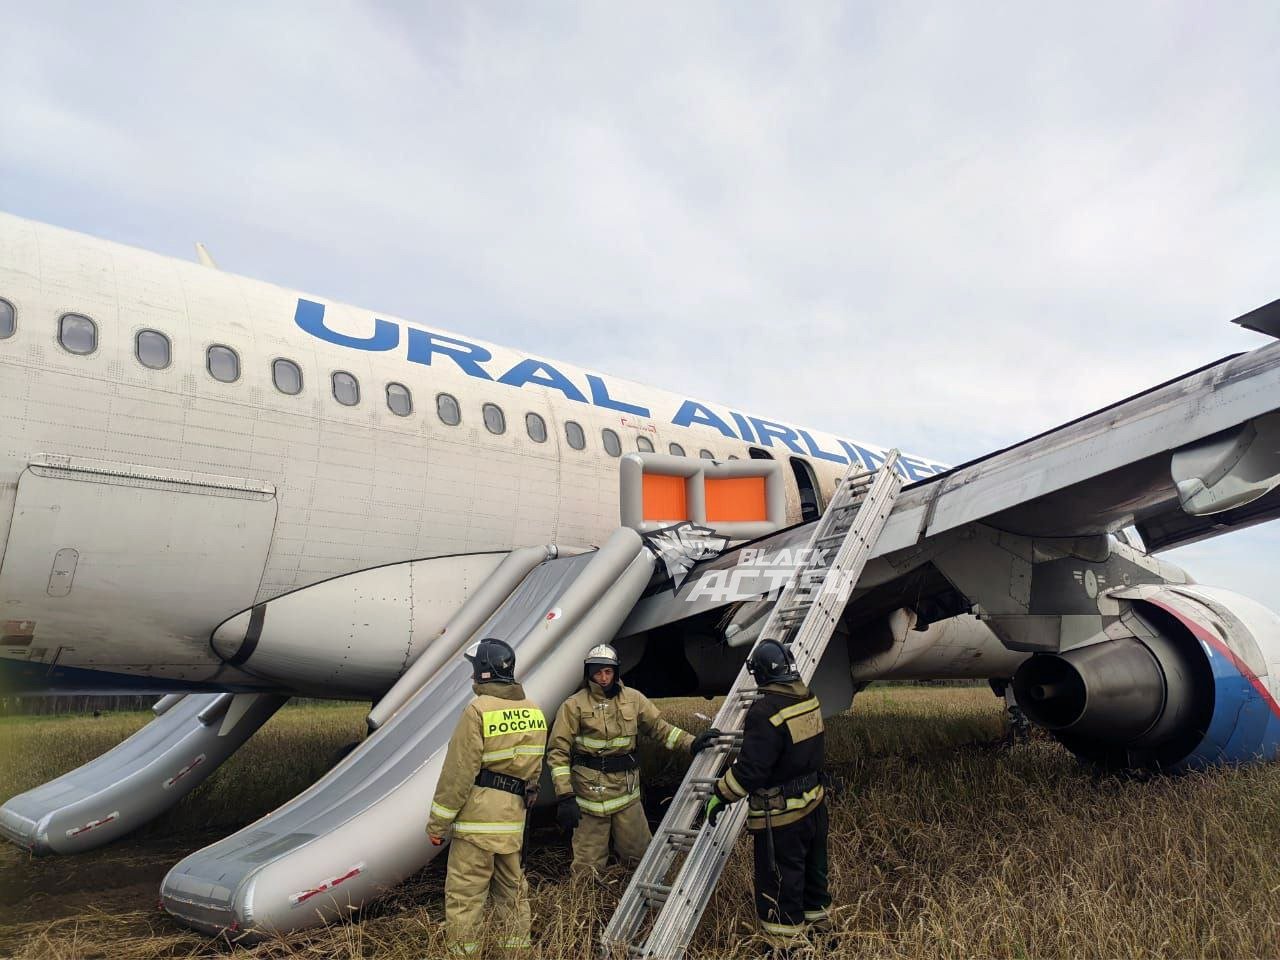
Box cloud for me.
[0,1,1275,598]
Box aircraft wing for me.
[624,333,1280,633]
[883,337,1280,554]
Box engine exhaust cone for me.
[1013,638,1166,742]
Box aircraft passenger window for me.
[699,449,715,459]
[727,455,739,460]
[749,447,773,460]
[602,429,622,457]
[565,420,586,450]
[58,313,97,355]
[437,392,461,426]
[637,436,654,453]
[483,403,506,435]
[386,382,413,416]
[332,371,360,406]
[0,298,14,338]
[135,329,171,369]
[272,358,303,395]
[207,344,240,382]
[668,442,685,457]
[525,412,547,443]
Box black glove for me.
[557,795,581,832]
[690,728,721,757]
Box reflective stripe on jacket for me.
[426,681,547,853]
[714,680,825,830]
[548,681,691,815]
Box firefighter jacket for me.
[548,680,692,817]
[426,681,547,853]
[713,679,824,830]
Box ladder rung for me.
[640,882,671,905]
[664,829,698,849]
[602,454,905,960]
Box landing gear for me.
[988,678,1031,743]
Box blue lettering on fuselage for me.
[748,417,806,455]
[295,298,399,351]
[406,327,496,380]
[293,298,944,477]
[798,429,848,464]
[587,374,650,417]
[498,359,588,403]
[672,401,737,439]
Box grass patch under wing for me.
[2,688,1279,958]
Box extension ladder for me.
[601,453,905,959]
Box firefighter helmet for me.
[584,644,620,671]
[746,639,800,685]
[464,638,517,684]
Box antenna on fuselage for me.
[194,242,219,269]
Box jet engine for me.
[1012,585,1280,770]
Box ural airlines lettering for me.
[295,298,946,480]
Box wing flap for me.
[875,340,1280,554]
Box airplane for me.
[0,211,1277,939]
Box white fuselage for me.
[0,213,996,694]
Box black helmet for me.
[465,638,517,684]
[747,639,800,685]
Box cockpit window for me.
[59,313,97,355]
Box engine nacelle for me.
[1013,585,1280,770]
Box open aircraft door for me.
[0,455,277,687]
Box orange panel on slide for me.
[705,476,767,522]
[642,474,688,521]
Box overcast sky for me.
[1,2,1276,602]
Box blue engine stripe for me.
[1180,638,1280,769]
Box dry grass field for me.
[3,687,1280,959]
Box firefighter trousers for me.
[444,837,531,953]
[751,801,830,943]
[571,802,652,874]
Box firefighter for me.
[426,638,547,955]
[702,639,830,948]
[548,643,717,875]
